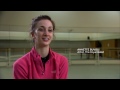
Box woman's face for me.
[32,19,54,47]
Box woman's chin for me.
[41,42,50,46]
[38,40,51,47]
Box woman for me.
[13,15,69,79]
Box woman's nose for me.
[43,30,49,35]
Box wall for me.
[0,11,120,41]
[101,39,117,58]
[0,11,119,27]
[0,40,89,49]
[116,39,120,47]
[0,40,32,48]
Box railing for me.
[0,48,120,67]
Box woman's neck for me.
[35,45,49,58]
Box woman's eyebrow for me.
[39,26,44,28]
[39,26,53,29]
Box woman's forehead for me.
[37,19,53,27]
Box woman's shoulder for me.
[51,51,69,66]
[13,52,30,66]
[51,50,68,60]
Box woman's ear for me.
[31,32,34,38]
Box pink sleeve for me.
[13,62,28,79]
[59,56,69,79]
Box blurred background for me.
[0,11,120,79]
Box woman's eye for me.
[38,28,44,31]
[48,30,53,32]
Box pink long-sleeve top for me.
[13,47,69,79]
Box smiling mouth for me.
[42,38,50,41]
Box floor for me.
[0,64,120,79]
[68,64,120,79]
